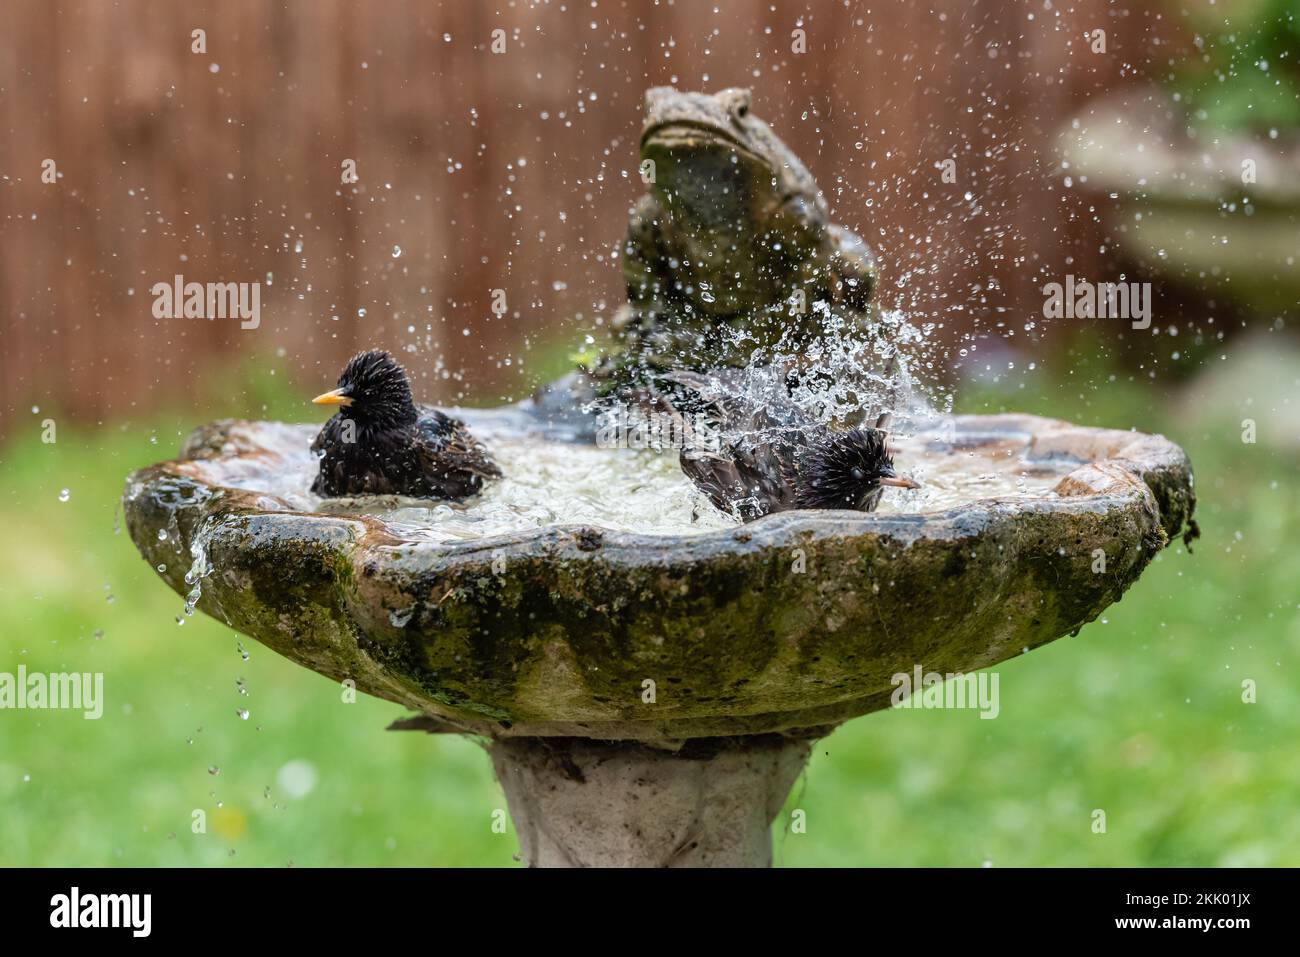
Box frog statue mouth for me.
[641,118,763,158]
[640,122,791,235]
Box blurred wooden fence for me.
[0,0,1182,424]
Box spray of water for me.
[180,519,218,620]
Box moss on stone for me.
[123,414,1196,743]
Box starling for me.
[310,350,501,499]
[663,369,919,521]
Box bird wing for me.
[411,408,502,498]
[660,367,813,434]
[653,370,805,519]
[679,443,796,520]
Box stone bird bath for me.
[123,407,1195,866]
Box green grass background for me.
[1,346,1296,867]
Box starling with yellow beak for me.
[310,350,501,499]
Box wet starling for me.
[310,350,501,499]
[663,369,919,521]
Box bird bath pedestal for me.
[123,410,1195,867]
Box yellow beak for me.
[312,388,353,407]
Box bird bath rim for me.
[123,409,1195,746]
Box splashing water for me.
[174,306,1064,546]
[718,303,951,438]
[180,519,218,618]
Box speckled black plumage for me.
[663,369,915,521]
[791,427,896,512]
[310,350,501,499]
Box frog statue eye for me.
[723,88,752,123]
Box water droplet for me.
[208,766,220,776]
[391,245,402,258]
[58,488,70,502]
[93,629,104,641]
[236,709,250,721]
[156,563,167,573]
[157,529,168,541]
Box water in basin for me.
[184,416,1077,544]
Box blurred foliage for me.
[1171,0,1300,135]
[0,344,1296,866]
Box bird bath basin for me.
[123,407,1195,866]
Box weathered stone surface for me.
[123,410,1195,745]
[491,735,810,867]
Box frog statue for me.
[531,86,880,428]
[597,86,876,389]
